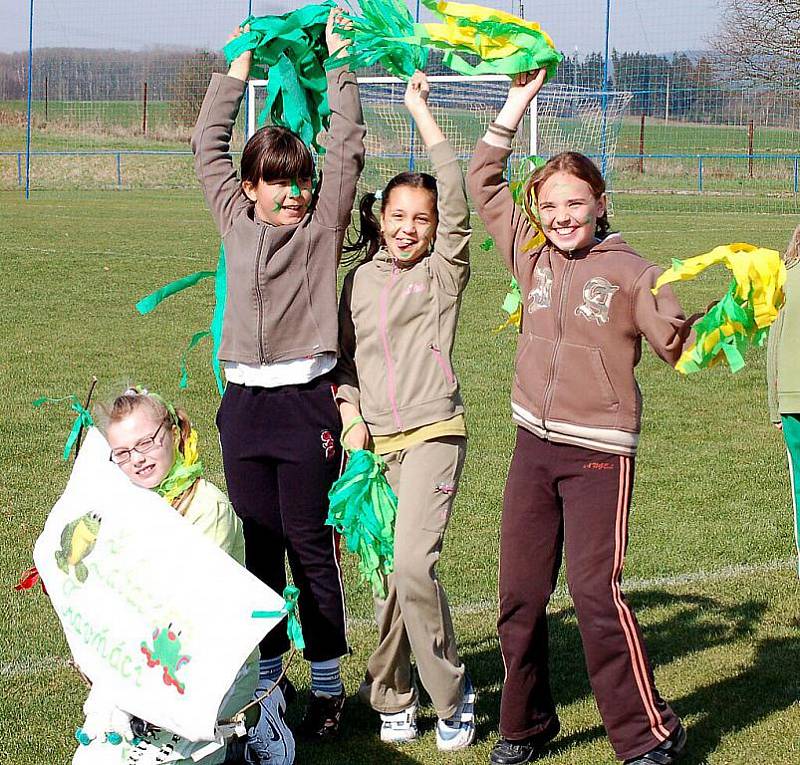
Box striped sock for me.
[258,656,283,690]
[310,658,343,697]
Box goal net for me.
[247,75,632,207]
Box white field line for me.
[4,558,794,678]
[347,557,795,629]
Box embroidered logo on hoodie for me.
[575,277,619,325]
[528,265,553,312]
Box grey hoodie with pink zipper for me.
[335,140,470,436]
[467,137,697,456]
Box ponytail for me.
[343,192,383,266]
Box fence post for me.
[116,152,122,189]
[638,114,645,174]
[748,120,754,179]
[794,157,798,195]
[44,75,48,123]
[698,156,704,193]
[142,81,148,136]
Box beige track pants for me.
[358,436,467,719]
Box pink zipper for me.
[429,343,455,384]
[379,267,403,430]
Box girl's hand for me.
[494,67,547,132]
[404,70,431,114]
[226,25,252,82]
[326,7,352,56]
[506,68,547,108]
[342,419,370,451]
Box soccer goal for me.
[247,74,633,199]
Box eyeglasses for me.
[109,420,168,465]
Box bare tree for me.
[713,0,800,88]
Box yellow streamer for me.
[421,0,555,59]
[652,243,786,374]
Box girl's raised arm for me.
[314,9,367,248]
[406,72,470,296]
[191,29,253,237]
[466,69,546,275]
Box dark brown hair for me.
[240,125,314,186]
[523,151,610,240]
[343,172,438,265]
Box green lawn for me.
[1,189,799,764]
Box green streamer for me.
[501,277,522,316]
[252,585,306,651]
[676,280,764,375]
[327,0,428,80]
[33,395,94,461]
[326,450,397,598]
[223,3,333,153]
[135,271,215,315]
[136,243,227,395]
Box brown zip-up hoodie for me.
[336,140,471,435]
[468,138,695,456]
[191,69,365,365]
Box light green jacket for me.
[767,262,800,422]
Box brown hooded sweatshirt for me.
[467,137,695,456]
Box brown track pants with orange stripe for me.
[498,427,681,761]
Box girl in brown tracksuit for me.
[467,70,696,765]
[335,72,475,751]
[191,13,365,738]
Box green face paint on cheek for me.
[272,193,282,213]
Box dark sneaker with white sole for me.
[489,719,560,765]
[624,724,686,765]
[297,689,346,740]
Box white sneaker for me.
[436,676,476,752]
[380,704,418,743]
[248,683,296,765]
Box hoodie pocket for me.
[429,343,456,385]
[550,342,620,428]
[513,334,553,415]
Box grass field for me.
[2,187,800,765]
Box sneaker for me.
[380,705,418,743]
[624,724,686,765]
[245,683,295,765]
[436,676,477,752]
[489,719,560,765]
[297,689,346,740]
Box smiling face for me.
[380,185,437,265]
[106,408,176,490]
[243,176,313,226]
[536,171,606,254]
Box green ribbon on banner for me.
[33,395,95,461]
[223,3,333,153]
[252,585,306,651]
[136,243,227,395]
[326,449,397,598]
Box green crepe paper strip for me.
[223,4,333,153]
[33,395,94,461]
[136,243,227,396]
[479,237,494,251]
[155,444,205,503]
[501,276,522,316]
[135,270,215,315]
[252,585,306,651]
[411,0,562,79]
[326,449,398,598]
[677,279,767,374]
[326,0,429,80]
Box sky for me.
[2,0,723,56]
